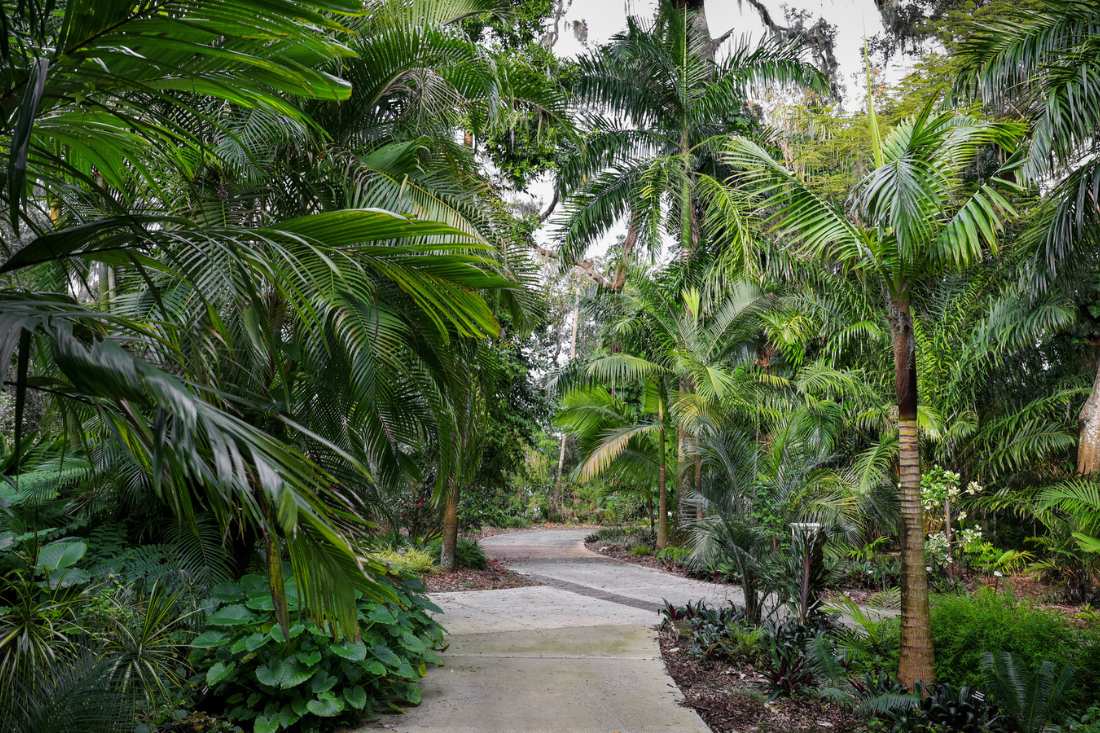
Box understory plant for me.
[847,590,1100,725]
[190,573,444,732]
[424,537,487,570]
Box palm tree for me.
[555,1,828,284]
[690,399,864,624]
[955,1,1100,476]
[556,383,672,542]
[0,0,524,634]
[557,273,765,546]
[723,102,1022,686]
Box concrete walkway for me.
[361,528,717,733]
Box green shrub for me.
[369,548,436,576]
[589,525,652,545]
[1056,706,1100,732]
[655,546,691,565]
[190,574,444,732]
[864,680,1006,732]
[869,589,1100,714]
[590,526,630,543]
[929,591,1087,691]
[424,538,487,570]
[629,543,653,557]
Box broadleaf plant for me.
[189,572,444,731]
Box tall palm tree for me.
[723,103,1022,686]
[955,1,1100,475]
[555,2,827,284]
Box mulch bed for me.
[658,625,867,733]
[422,558,536,592]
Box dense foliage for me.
[190,574,443,732]
[2,0,1099,729]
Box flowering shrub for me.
[926,531,951,570]
[920,466,1006,577]
[920,466,961,511]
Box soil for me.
[422,558,536,592]
[658,625,868,733]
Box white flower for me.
[993,570,1004,578]
[926,566,933,572]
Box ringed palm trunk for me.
[676,424,688,523]
[890,295,935,688]
[553,296,582,516]
[657,399,669,549]
[694,452,703,520]
[1077,351,1100,475]
[440,478,459,571]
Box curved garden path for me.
[361,528,740,733]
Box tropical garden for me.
[0,0,1098,732]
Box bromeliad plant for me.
[190,573,444,732]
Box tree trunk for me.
[890,295,935,689]
[553,296,582,514]
[552,435,568,519]
[694,452,703,520]
[1077,354,1100,475]
[657,399,669,549]
[943,498,954,579]
[676,423,688,522]
[611,219,639,290]
[647,492,655,536]
[440,478,459,571]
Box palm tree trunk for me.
[1077,353,1100,475]
[440,478,459,571]
[676,423,688,521]
[657,399,669,549]
[553,435,568,518]
[611,219,639,290]
[890,295,935,689]
[553,295,582,515]
[694,452,703,520]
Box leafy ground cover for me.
[658,592,1100,733]
[659,623,866,733]
[190,575,443,732]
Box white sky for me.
[520,0,914,259]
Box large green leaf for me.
[208,605,257,626]
[329,639,367,662]
[344,686,368,710]
[306,692,345,717]
[255,659,314,689]
[34,538,86,573]
[253,714,279,733]
[206,661,236,686]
